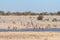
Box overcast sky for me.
[0,0,60,13]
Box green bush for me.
[37,15,43,20]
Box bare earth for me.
[0,15,60,40]
[0,15,60,29]
[0,32,59,40]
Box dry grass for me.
[0,15,60,30]
[0,32,60,40]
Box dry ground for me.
[0,15,60,29]
[0,32,60,40]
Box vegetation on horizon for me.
[0,11,60,15]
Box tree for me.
[0,11,5,15]
[6,12,11,15]
[37,15,43,20]
[40,12,48,15]
[49,12,54,15]
[57,11,60,15]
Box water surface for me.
[0,28,60,32]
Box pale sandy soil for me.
[0,15,60,29]
[0,32,60,40]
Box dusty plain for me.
[0,15,59,40]
[0,32,59,40]
[0,15,60,29]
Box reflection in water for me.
[0,28,60,32]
